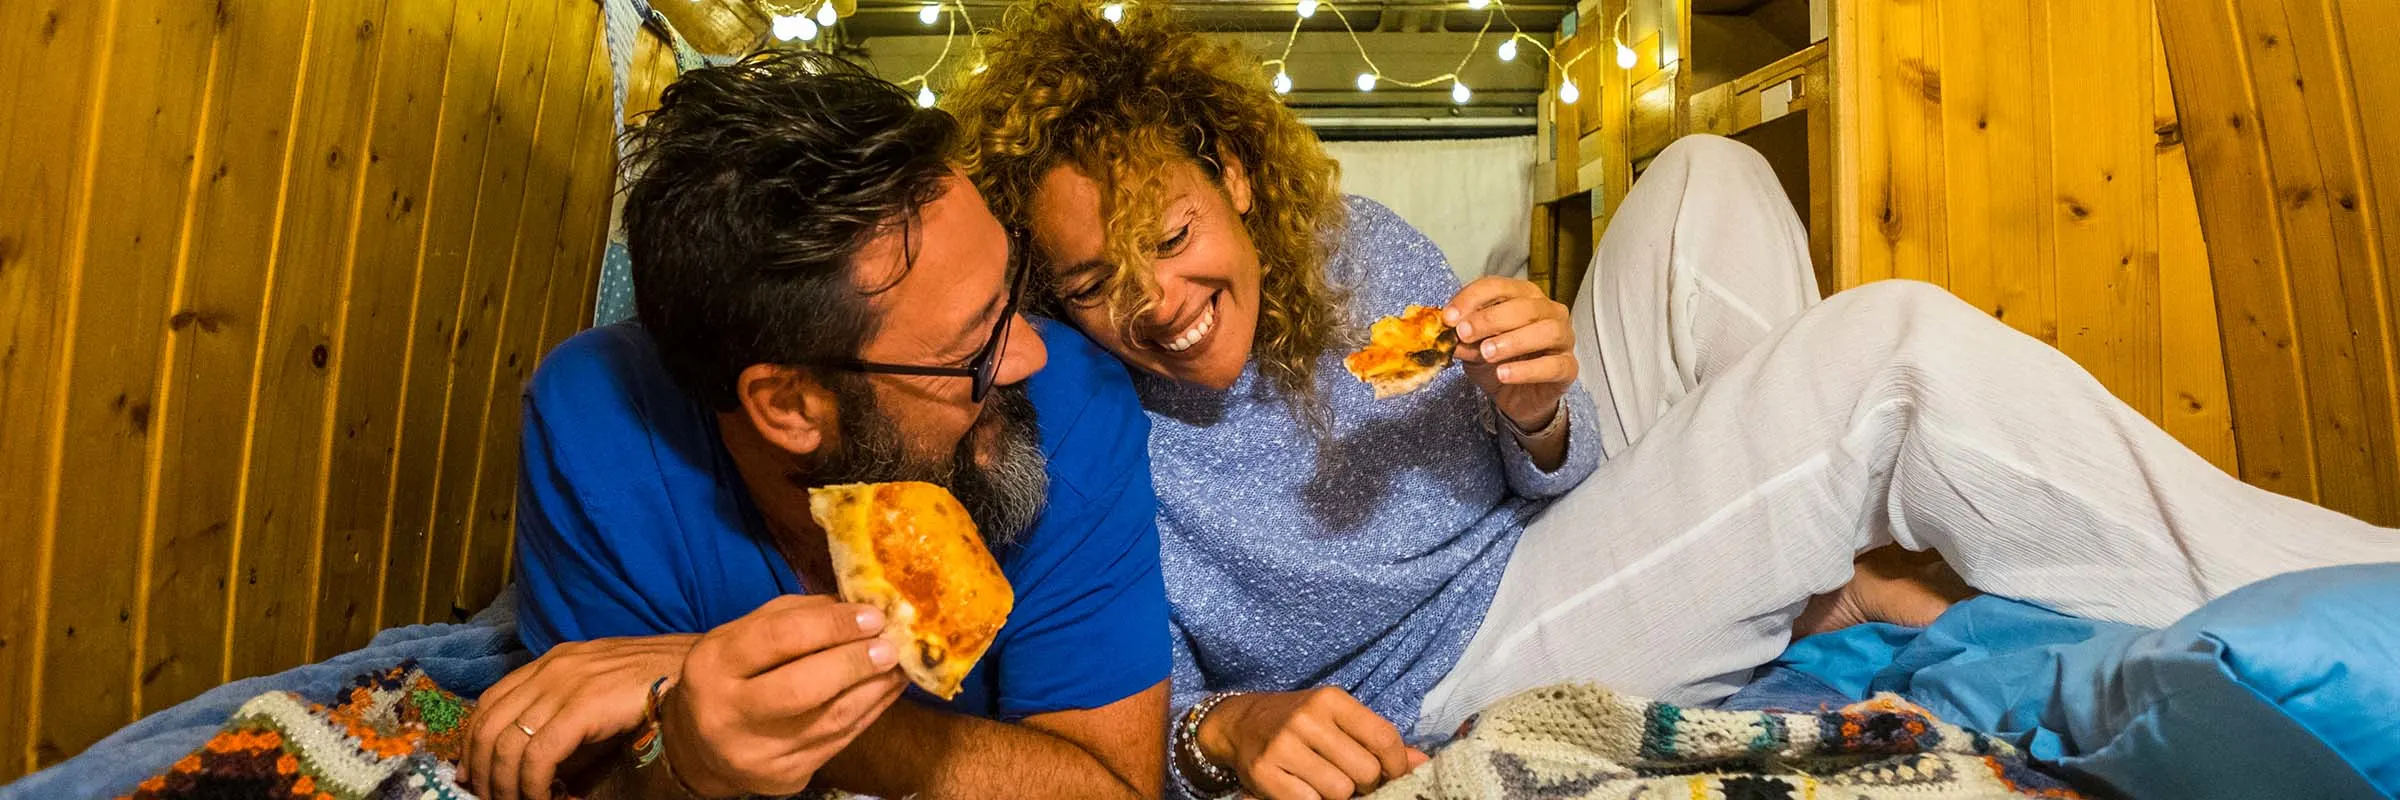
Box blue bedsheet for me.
[1725,564,2400,800]
[2,596,529,800]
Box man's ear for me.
[734,363,840,457]
[1216,143,1254,216]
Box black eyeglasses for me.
[825,228,1032,404]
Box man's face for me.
[798,171,1053,541]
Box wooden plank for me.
[2048,0,2162,420]
[0,0,111,778]
[1629,66,1678,163]
[312,0,463,660]
[649,0,764,57]
[2228,0,2390,518]
[1877,0,1933,284]
[457,0,604,613]
[1841,0,1890,285]
[138,0,315,714]
[381,0,522,630]
[2281,0,2400,522]
[421,0,567,624]
[2348,0,2400,392]
[224,0,393,681]
[2157,0,2318,499]
[1933,0,2046,340]
[33,0,221,767]
[2153,16,2240,475]
[538,27,620,426]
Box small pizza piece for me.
[1344,304,1460,399]
[808,481,1014,700]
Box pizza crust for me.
[1344,304,1459,399]
[808,481,1014,700]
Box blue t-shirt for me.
[512,321,1169,720]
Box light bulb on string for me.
[1356,72,1377,92]
[919,3,939,24]
[1297,0,1317,18]
[1467,0,1489,8]
[815,1,837,26]
[1102,2,1124,22]
[796,16,819,40]
[1451,80,1472,104]
[1616,41,1637,69]
[1497,38,1517,61]
[1273,70,1293,94]
[917,85,937,108]
[1558,77,1579,104]
[770,13,806,41]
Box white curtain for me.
[1321,136,1537,284]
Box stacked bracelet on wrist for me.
[1171,692,1245,798]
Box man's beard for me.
[797,379,1049,545]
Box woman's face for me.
[1026,158,1260,389]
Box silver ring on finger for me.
[517,722,539,737]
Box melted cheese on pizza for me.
[1344,304,1459,399]
[809,481,1013,700]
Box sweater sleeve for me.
[1495,380,1602,499]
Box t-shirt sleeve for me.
[512,327,722,653]
[985,325,1173,719]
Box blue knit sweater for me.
[1143,197,1602,737]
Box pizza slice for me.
[808,481,1014,700]
[1344,304,1460,399]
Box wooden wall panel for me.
[2159,0,2400,523]
[0,0,619,778]
[33,0,222,764]
[140,0,315,714]
[312,0,463,661]
[1837,0,2241,476]
[0,0,115,774]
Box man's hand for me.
[662,594,908,799]
[1446,276,1577,433]
[1198,687,1428,800]
[468,634,699,800]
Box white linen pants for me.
[1415,135,2400,736]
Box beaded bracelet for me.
[1170,691,1246,799]
[631,676,670,768]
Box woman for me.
[950,4,2400,799]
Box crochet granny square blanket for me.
[1374,684,2087,800]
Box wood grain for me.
[34,0,223,766]
[0,0,113,777]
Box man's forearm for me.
[814,700,1149,800]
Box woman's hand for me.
[468,634,701,800]
[1445,277,1577,433]
[1198,687,1429,800]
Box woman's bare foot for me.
[1793,546,1977,639]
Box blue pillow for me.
[1768,564,2400,799]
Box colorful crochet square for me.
[120,662,477,800]
[1371,683,2091,799]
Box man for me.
[465,51,1169,800]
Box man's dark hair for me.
[622,49,957,409]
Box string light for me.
[1267,0,1509,104]
[919,2,939,24]
[771,13,817,41]
[1612,10,1636,68]
[815,1,837,26]
[918,85,937,107]
[1557,77,1578,103]
[1102,2,1124,22]
[1467,0,1490,8]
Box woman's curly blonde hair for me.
[947,0,1349,403]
